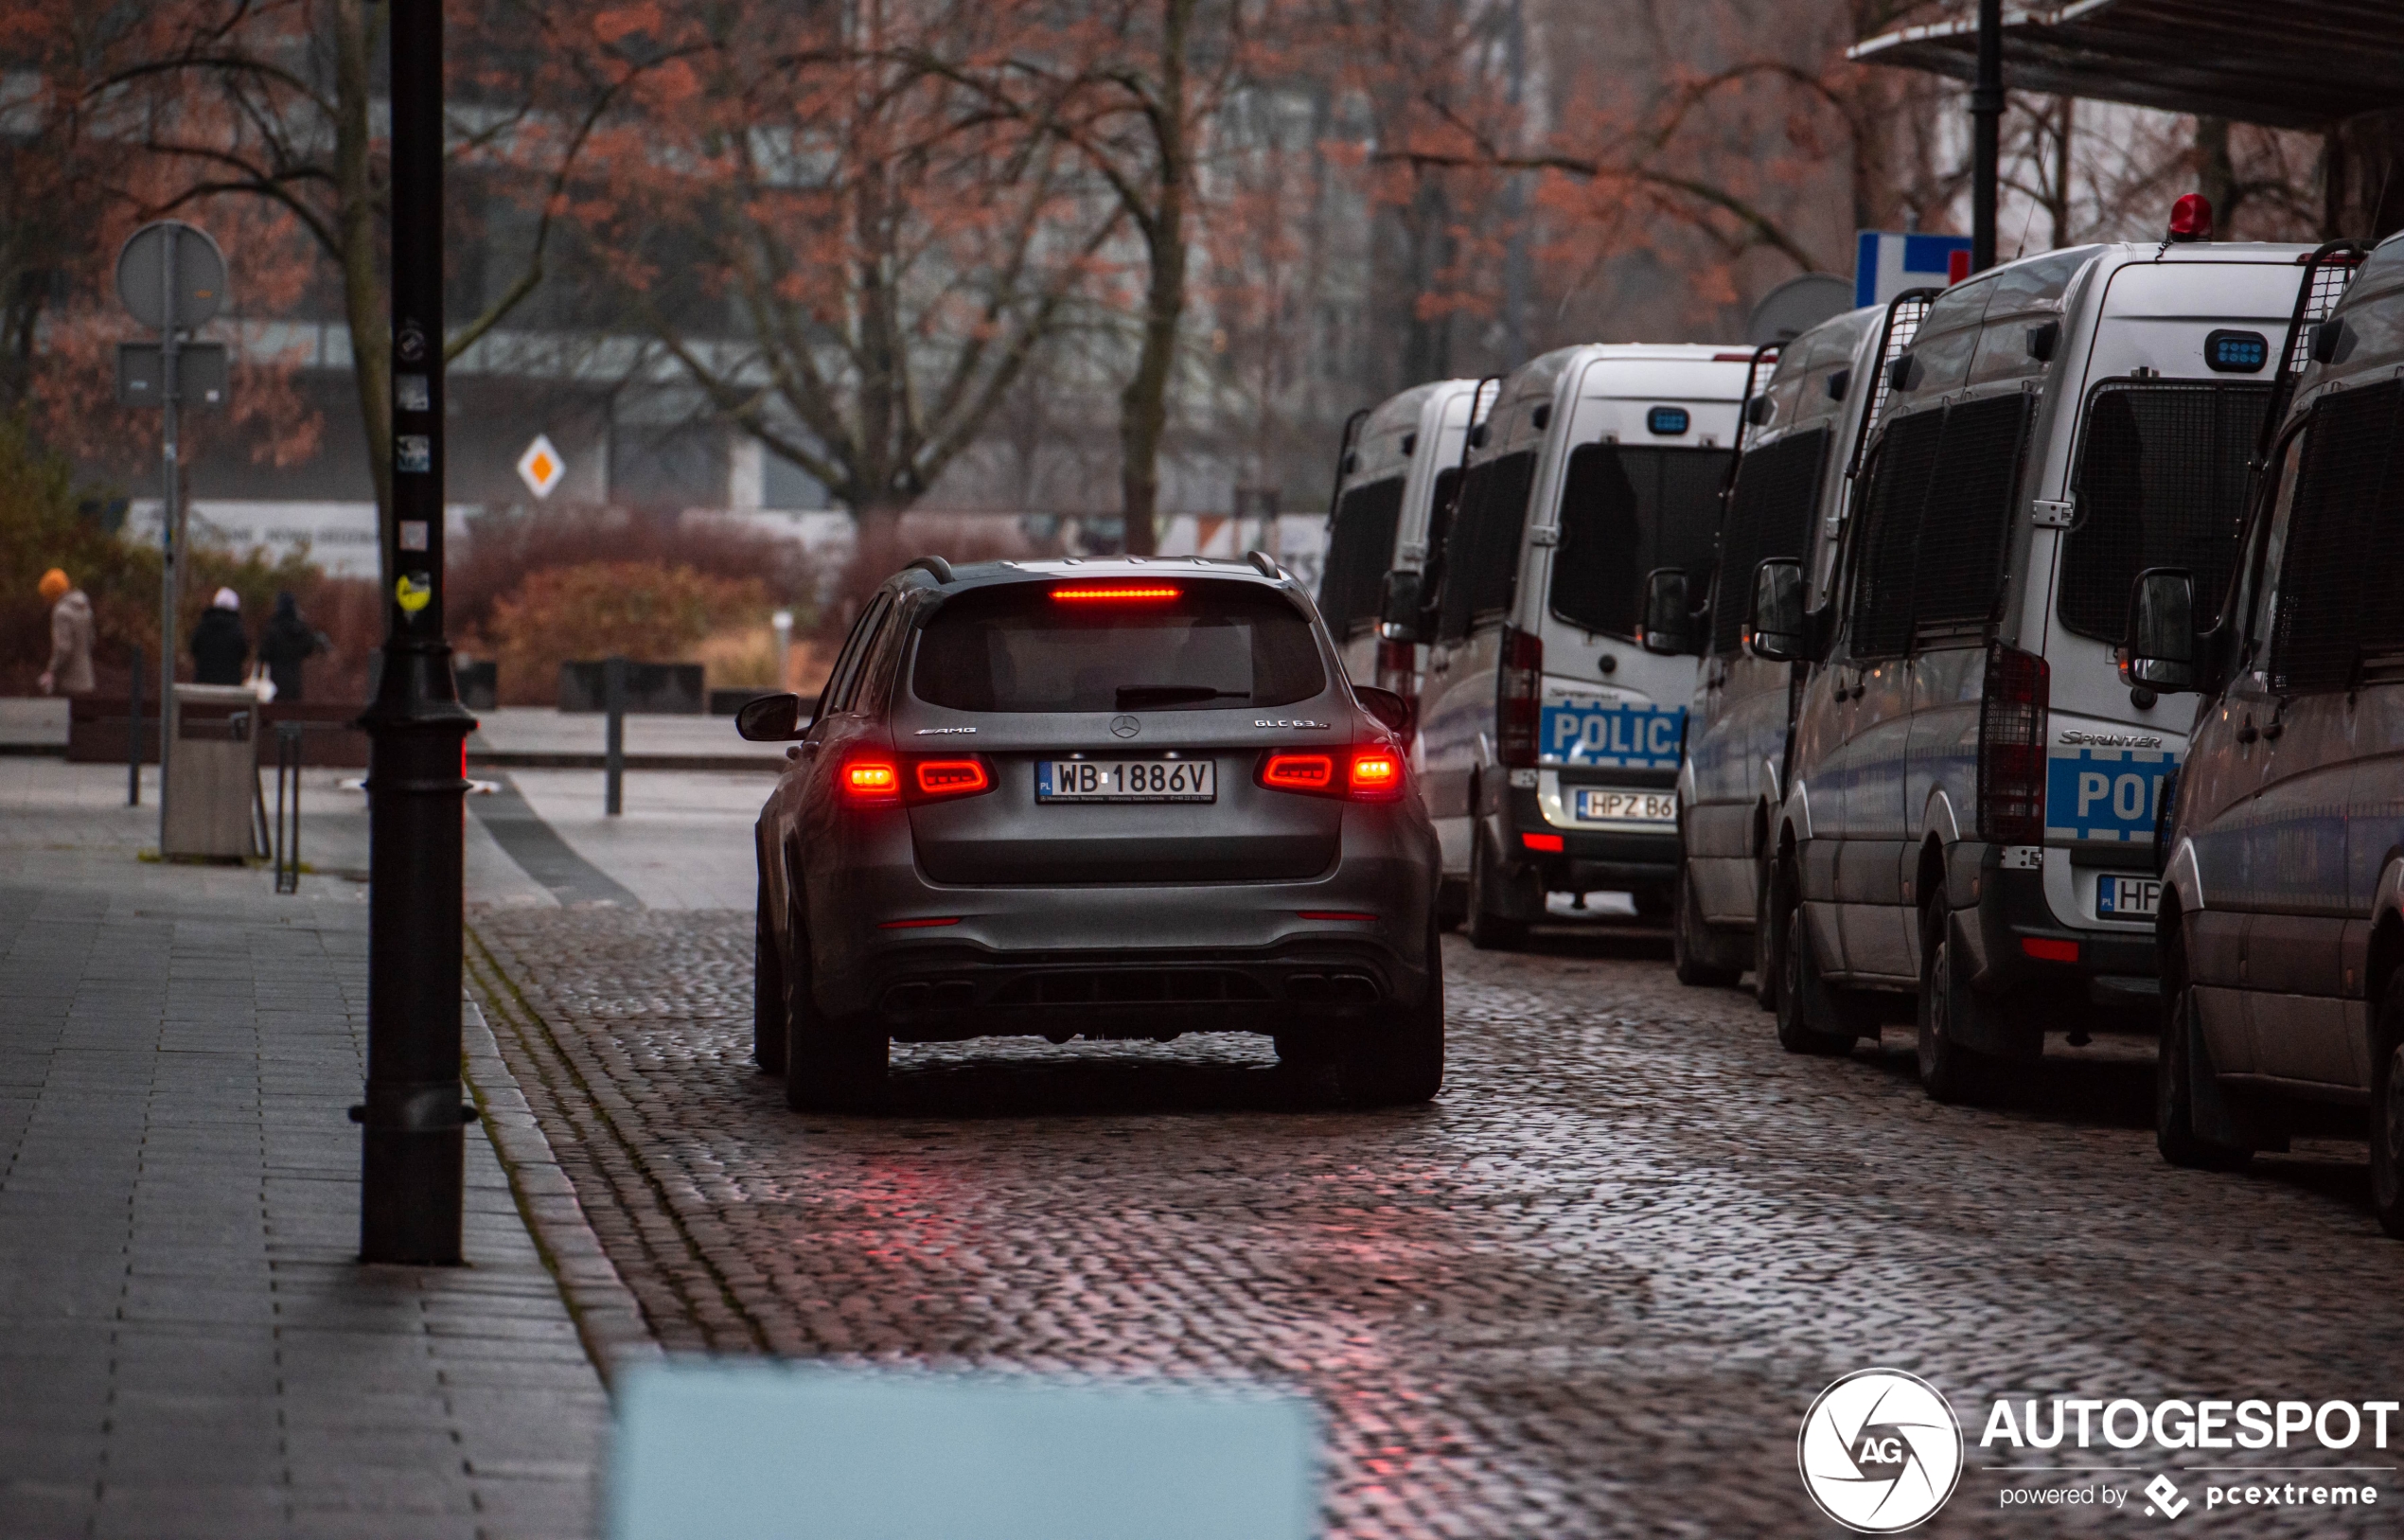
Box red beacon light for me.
[2166,193,2214,244]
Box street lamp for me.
[354,0,474,1266]
[771,609,794,691]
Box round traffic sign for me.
[115,221,229,331]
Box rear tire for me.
[1774,891,1855,1056]
[1672,865,1741,988]
[753,901,787,1075]
[1752,859,1780,1014]
[2372,974,2404,1236]
[1466,832,1527,951]
[2157,978,2253,1172]
[1917,897,1993,1105]
[781,890,887,1112]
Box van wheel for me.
[782,892,887,1112]
[1752,861,1780,1014]
[2366,975,2404,1234]
[753,894,787,1076]
[1775,893,1854,1055]
[2157,979,2253,1172]
[1917,897,1995,1105]
[1672,866,1741,988]
[1466,833,1527,951]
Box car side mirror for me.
[1745,558,1809,663]
[1377,569,1423,642]
[2122,567,2197,692]
[1637,568,1697,656]
[734,691,808,741]
[1355,685,1413,735]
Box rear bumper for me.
[1948,841,2160,1019]
[1479,787,1679,916]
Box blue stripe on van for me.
[1540,701,1686,770]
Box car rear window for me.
[1548,444,1734,640]
[2059,381,2271,642]
[910,580,1327,713]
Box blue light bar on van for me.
[2205,330,2268,373]
[1647,406,1690,435]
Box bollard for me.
[605,653,626,816]
[128,645,144,807]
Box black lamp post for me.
[356,0,475,1266]
[1971,0,2003,273]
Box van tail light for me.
[1259,748,1406,803]
[841,756,903,805]
[1497,625,1543,768]
[908,754,993,803]
[1977,641,2049,844]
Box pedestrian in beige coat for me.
[37,568,94,696]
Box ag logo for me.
[1798,1369,1963,1532]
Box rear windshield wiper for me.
[1114,685,1248,708]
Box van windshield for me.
[1548,444,1733,639]
[2059,381,2272,641]
[911,581,1326,713]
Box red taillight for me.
[1347,749,1404,801]
[842,757,901,804]
[2167,192,2214,241]
[911,756,991,800]
[1522,831,1564,852]
[1259,747,1407,802]
[1977,641,2049,844]
[1052,584,1180,603]
[2022,937,2079,964]
[1497,625,1543,769]
[1260,752,1335,791]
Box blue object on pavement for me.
[609,1360,1317,1540]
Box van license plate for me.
[2095,874,2161,919]
[1038,760,1216,803]
[1575,789,1676,823]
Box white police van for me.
[1413,344,1755,947]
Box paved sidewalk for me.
[0,761,623,1539]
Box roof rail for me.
[1246,550,1283,579]
[904,555,954,584]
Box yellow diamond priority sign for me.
[516,434,565,499]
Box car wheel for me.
[753,891,787,1076]
[1672,865,1741,988]
[2156,975,2253,1173]
[1335,920,1446,1106]
[1774,891,1854,1056]
[1916,896,1995,1105]
[2365,975,2404,1235]
[1466,832,1527,951]
[781,890,887,1113]
[1752,860,1780,1014]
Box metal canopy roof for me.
[1848,1,2404,132]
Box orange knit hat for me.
[38,568,69,602]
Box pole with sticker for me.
[353,0,476,1266]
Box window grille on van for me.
[1437,449,1536,639]
[1846,395,2033,657]
[2260,241,2368,466]
[1708,428,1830,657]
[1846,290,1939,481]
[2268,380,2404,694]
[1548,444,1733,641]
[2059,381,2271,644]
[1317,476,1405,639]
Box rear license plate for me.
[1575,788,1676,823]
[1037,759,1216,803]
[2095,874,2161,918]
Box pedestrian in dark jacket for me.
[190,587,249,685]
[255,591,327,702]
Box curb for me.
[463,996,664,1385]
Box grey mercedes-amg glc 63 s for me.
[736,554,1445,1111]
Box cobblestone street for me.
[468,908,2404,1539]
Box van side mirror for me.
[734,691,808,741]
[1355,685,1413,736]
[1637,568,1698,656]
[1745,558,1809,663]
[2122,567,2197,692]
[1377,569,1423,642]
